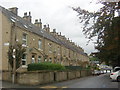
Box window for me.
[45,58,47,62]
[22,33,27,46]
[38,56,41,63]
[57,47,60,55]
[32,55,35,63]
[113,67,120,72]
[48,43,52,53]
[63,49,66,56]
[57,59,59,63]
[38,39,42,50]
[22,54,27,65]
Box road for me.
[1,73,120,89]
[39,73,119,88]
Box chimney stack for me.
[46,24,50,32]
[51,29,57,36]
[53,29,56,33]
[9,7,18,15]
[43,25,47,30]
[59,32,61,35]
[34,19,42,29]
[67,38,70,42]
[23,12,32,23]
[43,24,50,33]
[43,25,46,29]
[39,19,42,29]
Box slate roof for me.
[0,6,87,56]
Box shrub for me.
[27,62,66,71]
[65,66,82,70]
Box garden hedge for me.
[27,62,66,71]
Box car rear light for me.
[111,73,115,75]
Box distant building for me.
[0,6,89,71]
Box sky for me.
[0,0,103,55]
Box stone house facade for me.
[0,6,89,71]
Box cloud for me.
[0,0,100,54]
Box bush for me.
[27,62,66,71]
[65,66,82,70]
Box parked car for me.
[92,70,100,75]
[100,70,104,74]
[110,67,120,82]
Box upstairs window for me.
[22,54,27,65]
[48,43,52,53]
[57,46,60,55]
[22,33,27,46]
[38,39,42,50]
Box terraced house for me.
[0,6,89,71]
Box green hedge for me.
[65,66,82,70]
[27,62,66,71]
[65,66,91,70]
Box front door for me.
[31,54,36,63]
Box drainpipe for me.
[42,33,45,62]
[11,22,17,84]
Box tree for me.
[72,1,120,66]
[8,43,26,69]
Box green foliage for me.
[8,43,26,69]
[89,56,100,61]
[65,66,83,70]
[27,62,66,71]
[72,2,120,67]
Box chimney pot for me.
[35,19,38,23]
[39,19,42,23]
[47,24,50,28]
[29,12,31,16]
[24,12,27,16]
[44,25,46,28]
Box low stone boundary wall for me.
[54,71,68,82]
[81,70,87,77]
[17,71,54,85]
[2,70,92,85]
[75,71,81,78]
[1,70,12,81]
[67,71,76,80]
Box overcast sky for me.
[0,0,103,55]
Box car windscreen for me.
[113,67,120,72]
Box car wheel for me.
[117,76,120,82]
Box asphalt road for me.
[1,73,120,89]
[39,73,120,88]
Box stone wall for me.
[17,70,92,85]
[17,71,54,85]
[54,71,68,82]
[2,70,92,85]
[75,71,81,78]
[1,70,12,81]
[67,71,76,80]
